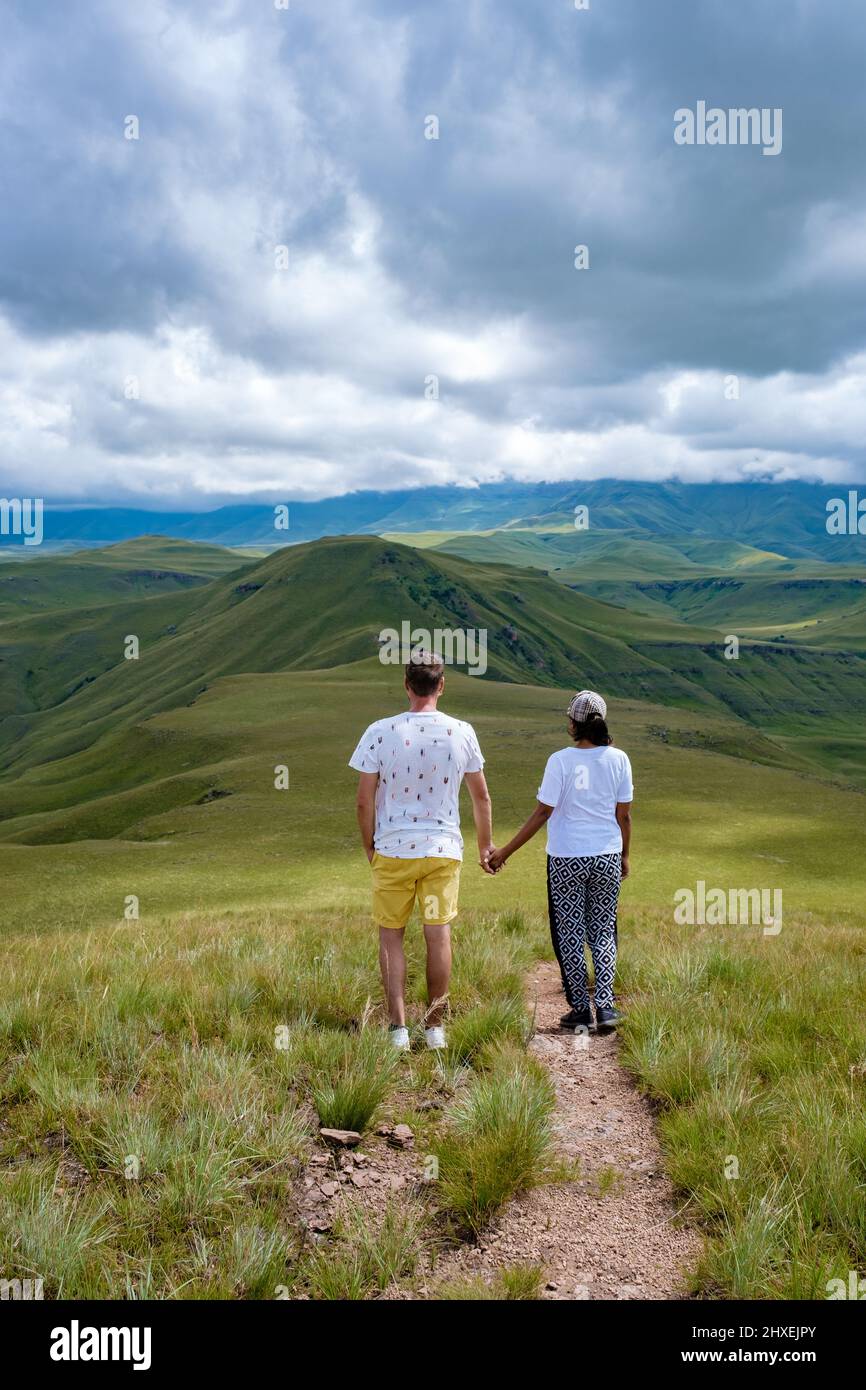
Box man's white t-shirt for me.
[537,745,634,858]
[349,711,484,860]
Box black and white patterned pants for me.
[546,854,621,1012]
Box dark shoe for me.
[560,1008,592,1031]
[594,1007,623,1034]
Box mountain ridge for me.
[3,480,864,562]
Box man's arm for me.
[615,800,632,877]
[356,772,379,862]
[464,770,495,874]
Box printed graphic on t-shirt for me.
[349,712,484,860]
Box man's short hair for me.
[405,649,445,695]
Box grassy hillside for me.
[5,536,866,815]
[0,657,860,926]
[393,527,795,581]
[0,533,865,1301]
[0,535,726,783]
[0,536,255,619]
[580,574,866,641]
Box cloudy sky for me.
[2,0,865,506]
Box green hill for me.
[0,534,725,787]
[398,527,795,581]
[0,535,255,620]
[0,660,861,931]
[580,574,866,637]
[2,534,866,856]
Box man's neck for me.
[407,698,440,714]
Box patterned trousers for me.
[546,854,621,1012]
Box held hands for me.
[479,844,498,875]
[480,839,508,872]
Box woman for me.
[488,690,633,1033]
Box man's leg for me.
[379,926,407,1026]
[419,858,460,1029]
[422,922,452,1026]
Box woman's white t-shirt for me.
[537,745,634,858]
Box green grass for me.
[2,531,866,1299]
[0,536,254,621]
[0,657,863,931]
[4,535,866,799]
[595,1164,625,1198]
[617,913,866,1298]
[432,1044,560,1237]
[435,1263,545,1300]
[304,1201,426,1300]
[0,906,549,1298]
[308,1029,399,1133]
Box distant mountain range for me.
[2,480,863,562]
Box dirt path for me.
[430,960,702,1300]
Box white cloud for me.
[1,0,866,503]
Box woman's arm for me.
[616,800,632,877]
[488,801,554,871]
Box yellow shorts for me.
[370,852,462,931]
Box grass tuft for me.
[432,1047,558,1237]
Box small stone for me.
[320,1181,339,1198]
[546,1281,559,1291]
[350,1171,369,1188]
[388,1123,414,1149]
[389,1174,404,1190]
[319,1128,362,1147]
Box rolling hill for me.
[1,534,865,860]
[0,536,257,619]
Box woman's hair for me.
[569,711,612,746]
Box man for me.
[349,650,494,1051]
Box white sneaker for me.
[425,1026,447,1050]
[389,1026,410,1051]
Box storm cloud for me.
[1,0,865,505]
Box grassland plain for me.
[1,536,864,1299]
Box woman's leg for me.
[584,854,621,1012]
[546,856,591,1010]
